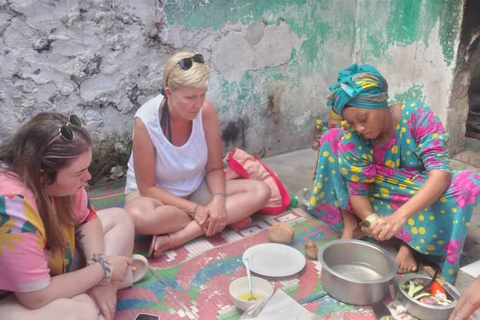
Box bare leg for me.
[97,207,135,257]
[0,208,135,319]
[96,207,138,288]
[340,208,364,239]
[0,293,99,320]
[125,179,270,258]
[396,242,417,274]
[124,197,192,235]
[153,179,270,256]
[223,179,271,224]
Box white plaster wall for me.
[1,0,463,180]
[377,22,455,124]
[0,0,167,143]
[0,1,353,160]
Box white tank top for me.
[124,94,208,197]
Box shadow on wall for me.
[89,132,132,186]
[221,118,248,154]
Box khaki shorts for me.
[125,190,141,203]
[125,179,213,206]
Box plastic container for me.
[329,109,343,126]
[312,119,323,151]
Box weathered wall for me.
[0,0,466,183]
[352,0,465,153]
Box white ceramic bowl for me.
[229,276,274,311]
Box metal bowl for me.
[398,273,460,320]
[318,239,398,305]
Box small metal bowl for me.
[318,239,398,305]
[399,273,460,320]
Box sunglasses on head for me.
[177,54,204,70]
[59,114,82,141]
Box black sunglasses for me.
[59,115,82,141]
[177,54,204,70]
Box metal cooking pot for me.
[318,239,398,305]
[399,273,460,320]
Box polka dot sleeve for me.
[339,130,376,196]
[409,103,450,173]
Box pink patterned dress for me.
[308,101,480,283]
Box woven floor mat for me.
[114,209,410,320]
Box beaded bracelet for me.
[212,192,226,198]
[87,254,114,285]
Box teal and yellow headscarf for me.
[327,64,389,116]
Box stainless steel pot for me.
[318,239,398,305]
[398,273,460,320]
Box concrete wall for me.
[353,0,466,153]
[0,0,465,183]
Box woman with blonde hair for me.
[124,52,270,258]
[0,112,147,320]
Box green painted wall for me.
[161,0,463,155]
[355,0,462,106]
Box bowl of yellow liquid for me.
[229,276,274,311]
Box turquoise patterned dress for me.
[308,101,480,283]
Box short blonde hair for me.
[162,52,209,91]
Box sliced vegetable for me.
[430,282,447,298]
[407,280,424,297]
[402,277,453,306]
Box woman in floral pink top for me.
[0,113,143,320]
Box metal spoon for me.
[243,257,256,301]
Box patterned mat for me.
[119,211,334,319]
[86,179,127,209]
[86,181,479,320]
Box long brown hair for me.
[0,112,91,253]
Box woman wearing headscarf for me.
[308,64,480,283]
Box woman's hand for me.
[368,212,408,241]
[107,255,132,283]
[204,196,227,236]
[449,275,480,320]
[88,255,131,320]
[193,205,210,229]
[88,283,118,320]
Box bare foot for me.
[396,243,417,274]
[229,217,252,231]
[339,208,363,239]
[340,225,365,240]
[148,234,172,258]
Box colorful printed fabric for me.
[326,64,389,116]
[0,170,97,294]
[308,101,480,283]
